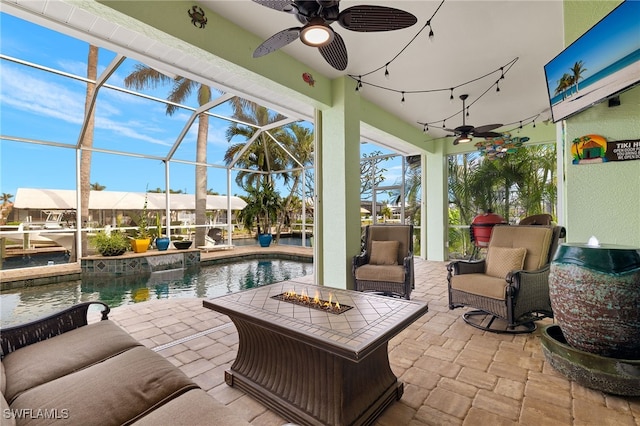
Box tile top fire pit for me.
[203,281,428,426]
[205,280,428,360]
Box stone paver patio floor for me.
[101,259,639,425]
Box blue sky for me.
[0,12,401,202]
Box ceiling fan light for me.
[300,21,334,47]
[457,134,472,144]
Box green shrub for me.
[91,230,130,256]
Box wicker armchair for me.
[447,224,565,333]
[352,224,414,300]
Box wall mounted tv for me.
[544,0,640,123]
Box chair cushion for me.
[485,246,527,278]
[489,225,553,270]
[450,273,508,300]
[355,264,405,283]
[369,240,400,265]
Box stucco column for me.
[316,76,361,289]
[425,144,447,261]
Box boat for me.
[0,210,74,248]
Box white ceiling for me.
[3,0,565,147]
[203,0,564,140]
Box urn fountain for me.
[542,237,640,396]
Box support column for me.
[316,77,361,289]
[425,146,447,261]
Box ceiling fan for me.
[251,0,418,71]
[446,94,503,145]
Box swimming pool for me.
[0,258,313,327]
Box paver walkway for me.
[97,258,638,425]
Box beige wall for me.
[563,1,640,247]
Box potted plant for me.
[154,213,170,251]
[91,229,129,256]
[240,180,282,247]
[131,194,151,253]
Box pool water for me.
[1,259,313,327]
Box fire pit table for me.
[203,281,428,426]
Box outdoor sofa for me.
[0,302,249,426]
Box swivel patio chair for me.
[447,224,565,333]
[352,224,414,300]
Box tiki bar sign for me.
[571,135,640,164]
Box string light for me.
[384,64,390,79]
[496,80,500,93]
[449,88,454,101]
[500,67,505,80]
[466,107,470,117]
[427,20,435,41]
[442,120,446,128]
[401,91,406,104]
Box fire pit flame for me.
[272,290,353,315]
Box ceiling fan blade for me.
[337,5,417,32]
[472,123,503,134]
[253,27,301,58]
[454,125,474,134]
[251,0,296,13]
[443,128,458,133]
[474,131,503,139]
[318,31,348,70]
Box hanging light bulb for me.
[496,81,500,93]
[466,107,470,117]
[450,88,454,101]
[401,91,405,104]
[384,64,390,79]
[533,119,536,128]
[442,120,446,128]
[423,124,427,133]
[427,21,434,42]
[500,67,505,80]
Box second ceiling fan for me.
[446,94,503,145]
[251,0,418,71]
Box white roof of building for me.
[13,188,246,211]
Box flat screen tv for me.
[544,0,640,122]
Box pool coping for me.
[0,245,313,291]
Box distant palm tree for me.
[124,66,219,247]
[1,193,14,205]
[554,73,573,100]
[570,60,587,93]
[90,182,106,191]
[224,99,290,190]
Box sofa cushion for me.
[131,389,251,426]
[1,360,5,395]
[10,346,197,426]
[370,240,399,265]
[355,264,405,283]
[2,320,141,403]
[485,246,527,278]
[450,273,508,300]
[1,391,16,426]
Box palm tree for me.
[90,182,106,191]
[1,193,14,205]
[554,73,573,100]
[224,99,290,190]
[79,44,98,258]
[275,123,314,239]
[570,60,587,93]
[124,65,218,247]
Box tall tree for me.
[124,66,217,247]
[1,193,14,205]
[570,60,587,93]
[79,44,98,259]
[224,99,290,190]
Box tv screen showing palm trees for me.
[544,0,640,122]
